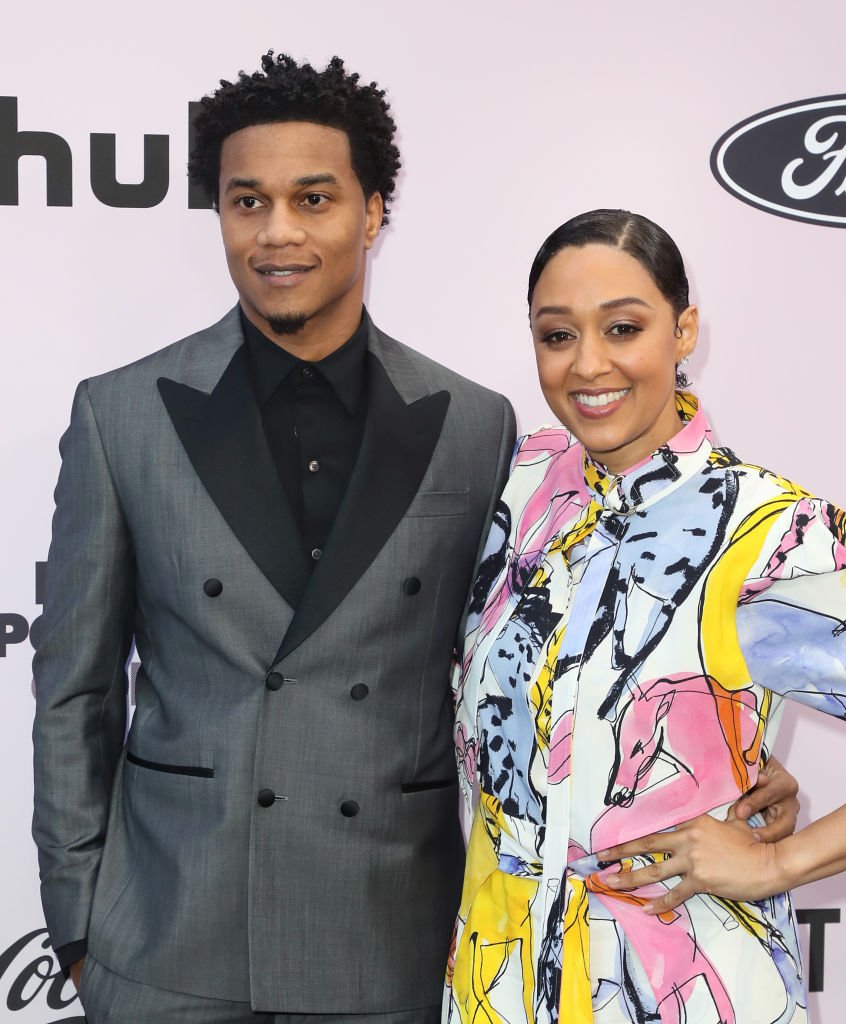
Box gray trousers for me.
[79,956,442,1024]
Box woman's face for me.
[530,243,697,474]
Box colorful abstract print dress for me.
[445,393,846,1024]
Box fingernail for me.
[606,875,620,887]
[642,902,655,914]
[597,850,610,859]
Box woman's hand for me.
[728,755,800,842]
[597,815,790,915]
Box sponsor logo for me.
[0,97,212,209]
[0,928,82,1020]
[711,95,846,227]
[1,562,44,659]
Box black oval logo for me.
[711,95,846,227]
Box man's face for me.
[218,121,383,356]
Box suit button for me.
[257,788,276,808]
[403,577,421,595]
[311,547,322,561]
[203,578,223,597]
[350,684,369,700]
[266,672,285,691]
[340,800,360,817]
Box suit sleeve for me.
[32,379,135,954]
[736,496,846,719]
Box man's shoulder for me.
[84,307,241,398]
[373,324,510,414]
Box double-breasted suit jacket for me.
[32,307,515,1012]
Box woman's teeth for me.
[573,389,630,407]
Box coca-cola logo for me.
[0,929,81,1021]
[710,96,846,227]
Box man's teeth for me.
[265,269,301,276]
[574,389,629,407]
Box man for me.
[32,52,797,1023]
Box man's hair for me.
[189,51,401,225]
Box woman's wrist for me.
[769,834,806,893]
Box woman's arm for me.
[598,801,846,915]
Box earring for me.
[678,356,691,367]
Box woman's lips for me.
[571,388,631,419]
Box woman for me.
[445,210,846,1024]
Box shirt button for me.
[301,366,314,379]
[340,800,360,817]
[265,672,285,691]
[350,684,369,700]
[203,578,223,597]
[257,788,276,808]
[308,459,320,473]
[403,577,422,596]
[311,547,322,561]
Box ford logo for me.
[711,96,846,227]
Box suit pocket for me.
[405,489,469,518]
[401,777,458,794]
[126,750,214,778]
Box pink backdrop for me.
[1,2,844,1019]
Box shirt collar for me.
[240,307,368,415]
[582,391,714,514]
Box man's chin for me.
[266,312,310,336]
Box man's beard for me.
[267,312,309,336]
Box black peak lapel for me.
[275,352,450,662]
[157,345,311,610]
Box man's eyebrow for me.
[223,177,259,194]
[294,173,340,187]
[533,297,654,317]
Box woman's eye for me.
[608,322,641,337]
[236,196,264,210]
[541,329,575,345]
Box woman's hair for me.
[527,209,692,387]
[189,52,401,225]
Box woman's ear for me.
[676,305,698,362]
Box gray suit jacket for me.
[32,307,515,1012]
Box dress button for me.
[311,547,322,561]
[308,459,320,473]
[403,577,422,596]
[340,800,360,817]
[203,578,223,597]
[265,672,285,691]
[257,788,276,808]
[350,683,369,700]
[301,366,314,379]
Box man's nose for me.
[256,205,307,247]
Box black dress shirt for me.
[241,309,368,570]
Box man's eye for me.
[302,194,328,208]
[236,196,263,209]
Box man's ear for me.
[364,192,384,249]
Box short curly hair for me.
[189,52,400,226]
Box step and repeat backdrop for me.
[1,1,845,1020]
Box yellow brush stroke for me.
[700,478,808,790]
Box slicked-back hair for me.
[189,52,401,226]
[527,209,692,387]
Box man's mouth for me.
[254,263,315,277]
